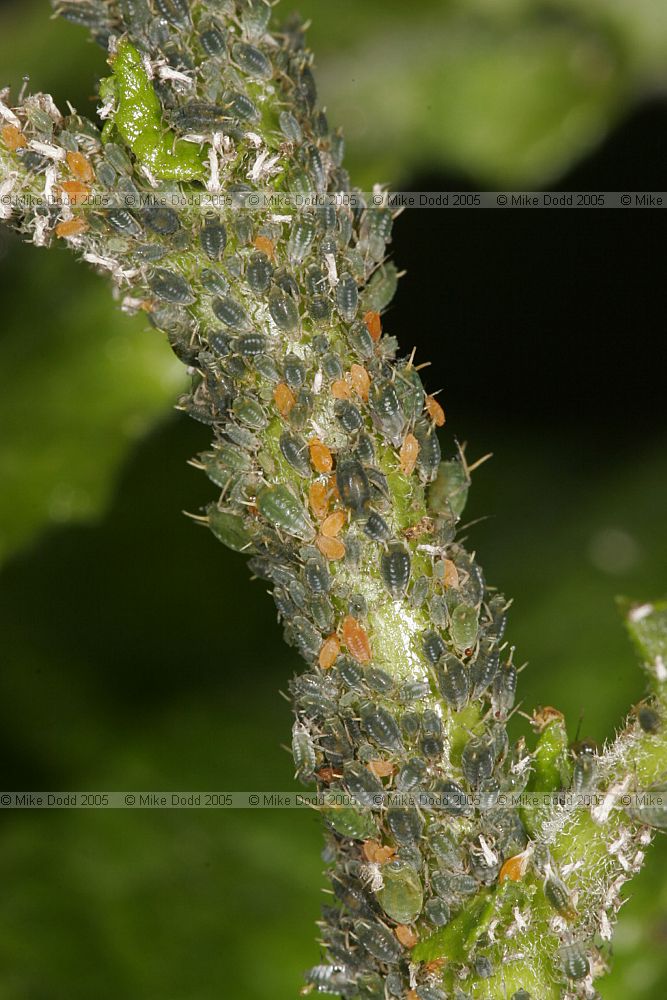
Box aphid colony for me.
[1,2,650,997]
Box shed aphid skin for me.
[3,4,664,998]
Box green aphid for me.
[206,507,253,553]
[428,460,470,519]
[450,603,479,652]
[324,805,376,841]
[256,485,315,541]
[376,860,423,925]
[106,40,206,182]
[362,262,399,312]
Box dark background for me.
[0,2,666,998]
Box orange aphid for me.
[367,759,395,779]
[66,150,94,183]
[499,851,529,883]
[309,437,333,474]
[362,840,396,864]
[364,309,382,341]
[55,218,88,238]
[331,378,352,400]
[442,558,460,589]
[253,234,275,259]
[2,123,26,150]
[60,180,90,204]
[532,706,565,732]
[406,992,419,1000]
[321,510,346,538]
[425,394,446,427]
[319,634,340,670]
[342,615,372,663]
[273,382,296,417]
[395,925,419,948]
[309,481,330,520]
[316,766,342,784]
[424,959,445,975]
[349,364,370,401]
[399,432,419,476]
[316,534,346,561]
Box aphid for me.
[268,286,299,331]
[396,758,427,792]
[558,943,589,981]
[365,668,393,694]
[335,400,364,434]
[279,431,311,477]
[342,616,372,664]
[304,557,331,595]
[425,394,446,427]
[319,634,341,671]
[199,22,226,55]
[572,752,598,796]
[212,295,251,332]
[232,396,266,430]
[321,510,346,538]
[288,216,316,264]
[307,438,333,475]
[410,576,430,610]
[256,485,315,541]
[337,655,364,690]
[272,586,295,620]
[380,542,411,598]
[305,144,326,192]
[461,734,495,786]
[511,992,532,1000]
[424,897,450,927]
[353,432,375,466]
[422,630,446,666]
[240,0,272,38]
[414,421,441,482]
[349,364,371,401]
[316,534,346,561]
[344,535,362,569]
[364,310,382,342]
[252,353,279,384]
[322,353,344,382]
[149,268,194,305]
[401,712,421,740]
[201,269,230,301]
[344,765,384,810]
[470,644,500,698]
[336,457,370,513]
[369,381,405,446]
[434,871,478,898]
[304,965,354,994]
[362,512,390,543]
[544,873,577,920]
[246,251,273,295]
[362,705,403,753]
[348,321,376,360]
[436,655,470,710]
[310,594,335,633]
[141,204,179,237]
[431,779,471,816]
[64,149,93,183]
[400,679,430,701]
[106,207,142,237]
[348,594,368,619]
[280,353,305,391]
[155,0,190,28]
[272,383,296,419]
[279,109,302,142]
[492,660,517,719]
[292,722,317,779]
[638,705,661,733]
[336,272,359,323]
[474,957,493,980]
[309,480,330,520]
[450,602,479,652]
[376,860,423,925]
[236,333,267,358]
[291,615,322,660]
[224,90,260,123]
[420,732,444,760]
[56,218,88,239]
[206,507,253,552]
[231,40,272,79]
[398,433,420,477]
[200,220,228,260]
[2,123,26,150]
[626,781,667,829]
[354,920,402,964]
[387,807,423,845]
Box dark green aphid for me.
[201,268,230,296]
[365,667,394,695]
[430,779,470,816]
[430,829,463,867]
[106,207,142,237]
[292,721,317,779]
[291,615,322,660]
[310,595,335,632]
[380,542,411,598]
[348,321,375,360]
[401,712,421,740]
[376,860,423,924]
[511,992,532,1000]
[638,705,661,733]
[428,594,448,627]
[387,806,423,845]
[424,897,450,927]
[432,871,477,899]
[311,332,329,354]
[369,381,404,446]
[279,110,302,142]
[400,679,430,701]
[422,630,446,666]
[544,873,576,918]
[572,753,597,796]
[143,204,180,235]
[256,485,314,541]
[335,400,364,434]
[288,216,316,264]
[474,957,493,980]
[280,431,310,477]
[200,220,227,260]
[199,24,226,56]
[283,352,306,389]
[232,41,272,79]
[362,705,403,753]
[336,457,370,513]
[216,442,253,474]
[171,102,229,132]
[206,508,252,552]
[337,655,364,690]
[395,365,425,425]
[428,459,469,518]
[322,353,343,380]
[461,734,495,786]
[344,764,384,810]
[212,295,252,332]
[304,558,331,595]
[252,353,279,383]
[336,273,359,323]
[236,333,267,357]
[414,420,441,482]
[492,660,517,720]
[247,252,273,294]
[224,90,260,122]
[155,0,190,28]
[354,432,375,465]
[348,594,368,618]
[268,286,299,331]
[396,758,427,792]
[450,602,479,652]
[354,921,402,964]
[436,654,470,710]
[471,644,500,698]
[363,512,390,543]
[150,268,195,304]
[558,943,589,981]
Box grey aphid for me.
[310,594,335,632]
[336,457,370,513]
[103,141,132,175]
[143,204,180,235]
[304,558,331,595]
[305,144,326,192]
[353,921,402,964]
[304,964,354,994]
[473,956,493,979]
[268,286,299,331]
[105,207,142,237]
[380,542,411,598]
[544,872,576,918]
[150,268,195,304]
[155,0,190,28]
[288,216,316,264]
[511,992,532,1000]
[322,353,343,381]
[337,655,365,690]
[411,576,430,609]
[200,268,230,296]
[336,272,359,323]
[292,722,317,779]
[282,352,306,389]
[236,333,267,358]
[414,419,441,482]
[395,758,427,792]
[308,295,332,321]
[200,220,227,260]
[572,753,598,796]
[279,110,302,142]
[365,667,394,695]
[171,102,229,132]
[470,643,500,698]
[430,779,470,816]
[232,41,272,79]
[422,630,446,666]
[362,512,391,543]
[369,381,405,446]
[492,660,517,719]
[361,705,403,753]
[279,431,310,477]
[348,593,368,618]
[344,764,384,810]
[558,942,589,981]
[199,24,226,56]
[212,295,252,332]
[424,896,450,927]
[387,806,423,845]
[288,579,307,609]
[253,352,280,383]
[626,780,667,829]
[354,432,375,465]
[461,734,495,786]
[335,400,364,435]
[436,654,470,711]
[240,0,272,39]
[247,252,273,294]
[401,712,421,740]
[638,705,661,733]
[224,90,260,122]
[290,615,322,660]
[400,679,430,702]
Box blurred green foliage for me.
[1,2,667,998]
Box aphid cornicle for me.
[336,457,370,513]
[362,704,403,752]
[387,806,423,845]
[279,431,311,477]
[212,295,252,332]
[354,920,402,964]
[380,542,411,598]
[559,943,589,981]
[436,654,470,710]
